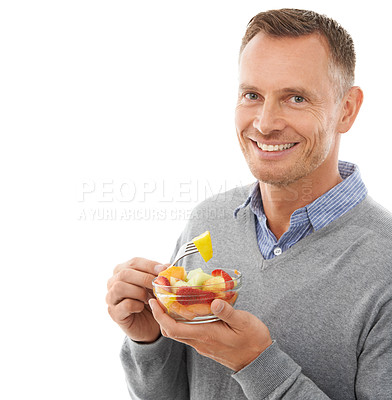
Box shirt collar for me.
[233,181,258,218]
[234,161,367,231]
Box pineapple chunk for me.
[192,231,213,262]
[202,276,226,292]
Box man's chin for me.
[257,176,299,188]
[250,167,310,188]
[247,156,324,188]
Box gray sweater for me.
[120,186,392,399]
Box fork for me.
[169,241,199,267]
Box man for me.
[106,9,392,399]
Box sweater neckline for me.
[236,194,371,267]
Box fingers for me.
[107,259,161,321]
[149,299,180,336]
[108,268,155,291]
[106,280,149,305]
[107,257,170,341]
[113,257,161,276]
[149,298,245,341]
[149,298,174,326]
[106,279,148,327]
[149,298,199,341]
[107,258,166,323]
[108,258,168,291]
[108,298,144,322]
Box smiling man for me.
[235,30,363,241]
[107,9,392,399]
[236,33,346,189]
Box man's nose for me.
[253,101,286,134]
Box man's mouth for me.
[256,142,297,152]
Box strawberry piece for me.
[155,276,170,286]
[224,291,235,301]
[176,287,215,305]
[227,292,238,305]
[211,269,234,290]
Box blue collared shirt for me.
[234,161,368,260]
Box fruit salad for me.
[152,266,242,323]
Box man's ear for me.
[337,86,364,134]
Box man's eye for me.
[290,96,306,104]
[244,93,259,100]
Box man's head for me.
[240,9,356,100]
[235,9,363,188]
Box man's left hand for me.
[149,298,273,372]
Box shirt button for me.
[274,247,282,256]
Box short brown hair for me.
[240,9,356,98]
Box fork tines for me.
[185,243,198,255]
[170,241,199,267]
[186,242,197,250]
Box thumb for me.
[211,299,237,324]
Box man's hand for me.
[149,297,273,371]
[106,257,167,343]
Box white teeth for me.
[256,142,296,152]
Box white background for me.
[1,1,391,399]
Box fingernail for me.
[148,298,156,311]
[154,264,166,274]
[212,300,224,314]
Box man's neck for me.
[259,167,343,240]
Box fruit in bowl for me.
[152,266,242,323]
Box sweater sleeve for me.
[355,298,392,398]
[232,341,331,399]
[120,335,189,399]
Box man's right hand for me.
[106,257,167,343]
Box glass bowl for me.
[152,268,242,324]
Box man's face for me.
[235,33,343,187]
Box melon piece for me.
[192,231,213,262]
[171,279,191,293]
[169,277,181,286]
[186,268,213,286]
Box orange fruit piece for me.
[227,292,238,305]
[158,266,186,281]
[169,301,197,320]
[187,303,212,316]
